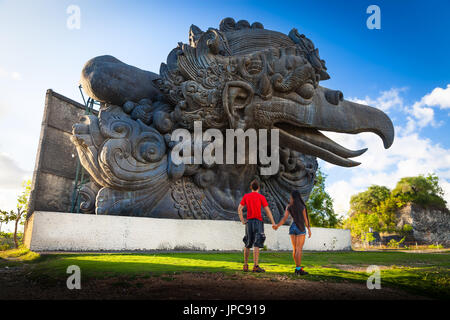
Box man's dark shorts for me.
[243,218,266,248]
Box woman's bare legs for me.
[290,235,297,265]
[290,234,305,267]
[295,235,305,267]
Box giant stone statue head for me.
[72,18,394,222]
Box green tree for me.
[0,180,31,248]
[392,174,447,209]
[343,211,380,239]
[0,210,11,233]
[344,173,448,242]
[306,168,340,228]
[349,185,390,215]
[344,185,396,240]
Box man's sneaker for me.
[252,265,266,273]
[243,264,249,272]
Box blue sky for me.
[0,0,449,225]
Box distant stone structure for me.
[28,90,97,216]
[71,17,395,221]
[397,203,450,246]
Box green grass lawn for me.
[1,248,449,299]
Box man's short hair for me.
[250,180,259,191]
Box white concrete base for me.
[24,211,352,252]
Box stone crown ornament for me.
[72,18,394,221]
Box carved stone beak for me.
[264,86,394,167]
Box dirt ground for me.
[0,266,427,300]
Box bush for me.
[403,224,413,232]
[387,237,405,248]
[361,232,375,244]
[0,232,23,251]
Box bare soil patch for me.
[0,267,427,300]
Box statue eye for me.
[297,83,315,100]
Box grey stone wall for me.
[397,203,450,246]
[27,89,97,217]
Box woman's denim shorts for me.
[289,222,306,236]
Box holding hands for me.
[272,224,279,230]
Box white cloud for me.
[350,85,449,135]
[0,67,7,78]
[441,180,450,206]
[421,84,450,109]
[402,102,439,134]
[327,180,359,215]
[324,86,450,216]
[0,100,7,116]
[0,152,30,188]
[0,66,22,81]
[401,84,450,134]
[410,102,435,127]
[349,87,406,112]
[11,71,21,80]
[0,152,31,211]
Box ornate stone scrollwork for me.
[78,182,100,214]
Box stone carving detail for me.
[78,182,100,214]
[71,18,394,221]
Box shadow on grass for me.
[3,250,448,300]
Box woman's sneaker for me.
[252,265,266,273]
[243,264,249,272]
[295,267,309,275]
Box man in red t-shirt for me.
[238,180,276,273]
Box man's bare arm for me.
[237,204,246,225]
[263,206,276,226]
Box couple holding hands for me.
[237,180,311,275]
